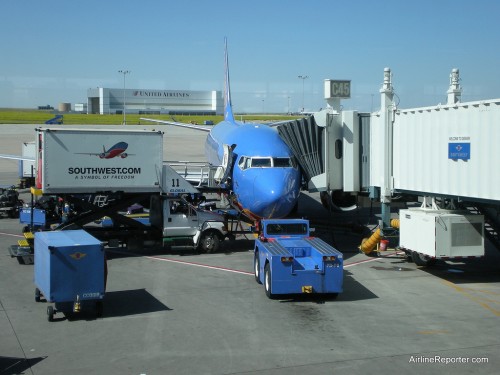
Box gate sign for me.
[325,80,351,99]
[448,142,470,160]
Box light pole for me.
[287,96,290,114]
[118,70,130,124]
[298,75,308,113]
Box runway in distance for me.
[142,38,301,220]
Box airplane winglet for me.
[224,37,235,123]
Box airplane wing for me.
[140,118,212,132]
[0,154,35,161]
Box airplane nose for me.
[251,169,299,218]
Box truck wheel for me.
[47,306,55,322]
[199,231,220,253]
[254,252,262,284]
[35,288,41,302]
[411,251,436,267]
[264,263,274,299]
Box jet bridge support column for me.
[379,68,395,230]
[447,68,462,105]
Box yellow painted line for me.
[417,330,450,335]
[442,279,500,317]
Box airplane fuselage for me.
[100,142,128,159]
[205,120,301,219]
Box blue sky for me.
[1,0,499,113]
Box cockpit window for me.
[251,158,272,168]
[238,156,246,168]
[273,157,296,168]
[238,156,297,170]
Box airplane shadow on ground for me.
[0,356,46,375]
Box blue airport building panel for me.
[34,230,105,303]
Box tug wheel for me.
[264,263,274,299]
[254,252,261,284]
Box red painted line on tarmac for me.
[344,252,405,268]
[0,232,23,238]
[143,252,404,275]
[144,255,254,275]
[107,249,406,276]
[344,257,381,268]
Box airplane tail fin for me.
[224,37,235,123]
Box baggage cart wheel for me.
[47,306,55,322]
[254,252,261,284]
[411,251,437,267]
[35,288,41,302]
[96,301,103,318]
[264,263,274,299]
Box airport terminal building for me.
[87,88,223,115]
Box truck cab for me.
[150,195,228,253]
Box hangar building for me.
[87,88,223,115]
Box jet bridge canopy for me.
[277,116,324,183]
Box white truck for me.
[149,194,228,253]
[98,166,230,253]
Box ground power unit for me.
[399,208,484,265]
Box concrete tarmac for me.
[1,124,500,375]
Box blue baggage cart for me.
[34,230,106,321]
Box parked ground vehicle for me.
[399,208,485,266]
[0,186,24,218]
[253,219,343,299]
[34,230,106,321]
[8,128,237,260]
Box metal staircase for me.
[464,203,500,251]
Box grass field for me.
[0,109,299,125]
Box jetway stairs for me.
[166,161,226,191]
[462,203,500,251]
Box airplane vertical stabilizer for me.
[224,37,235,123]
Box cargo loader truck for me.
[11,127,237,261]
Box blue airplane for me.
[142,38,301,220]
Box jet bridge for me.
[276,69,500,252]
[277,86,362,211]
